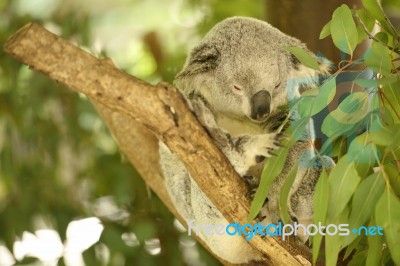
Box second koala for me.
[159,17,331,264]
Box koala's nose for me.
[251,90,271,121]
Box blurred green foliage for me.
[0,0,265,265]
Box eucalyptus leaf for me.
[348,250,367,266]
[325,232,342,266]
[322,92,369,137]
[312,170,329,264]
[285,47,321,71]
[328,155,361,219]
[354,78,378,88]
[368,116,397,146]
[286,117,310,146]
[361,0,398,36]
[330,4,358,55]
[366,222,384,266]
[279,162,298,224]
[320,20,332,39]
[347,133,380,164]
[248,147,289,221]
[325,208,349,266]
[343,235,362,260]
[374,32,389,44]
[365,43,392,76]
[375,189,400,266]
[357,24,368,45]
[384,163,400,197]
[349,172,385,227]
[329,92,370,125]
[381,81,400,124]
[356,8,375,32]
[298,78,336,117]
[342,171,385,246]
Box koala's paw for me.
[242,132,285,164]
[227,132,286,176]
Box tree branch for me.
[4,23,311,265]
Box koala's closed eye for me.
[232,84,244,95]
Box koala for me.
[159,17,333,264]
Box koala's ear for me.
[190,43,220,64]
[177,43,220,78]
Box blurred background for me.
[0,0,399,265]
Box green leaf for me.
[356,8,376,32]
[357,24,368,45]
[313,170,330,224]
[330,92,370,124]
[384,163,400,198]
[374,32,389,44]
[325,208,349,266]
[248,147,289,221]
[350,172,385,226]
[330,4,358,55]
[381,81,400,124]
[375,189,400,266]
[344,235,362,260]
[348,250,367,266]
[322,92,369,137]
[298,78,336,117]
[365,43,392,76]
[287,117,310,146]
[385,127,400,152]
[312,170,329,264]
[366,220,384,266]
[361,0,398,36]
[354,78,378,88]
[325,231,342,266]
[328,155,361,219]
[285,47,321,71]
[279,162,298,224]
[377,75,399,86]
[342,171,385,246]
[320,20,332,39]
[301,87,319,97]
[368,116,397,146]
[347,133,380,164]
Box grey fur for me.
[159,17,332,264]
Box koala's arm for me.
[191,96,284,177]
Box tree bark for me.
[4,23,312,265]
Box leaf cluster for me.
[250,1,400,265]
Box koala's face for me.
[174,17,321,124]
[176,43,291,124]
[211,51,288,123]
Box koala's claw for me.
[256,155,266,163]
[247,188,257,199]
[243,133,283,166]
[243,175,259,188]
[273,141,283,147]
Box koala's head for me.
[175,17,324,123]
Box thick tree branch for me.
[4,23,311,265]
